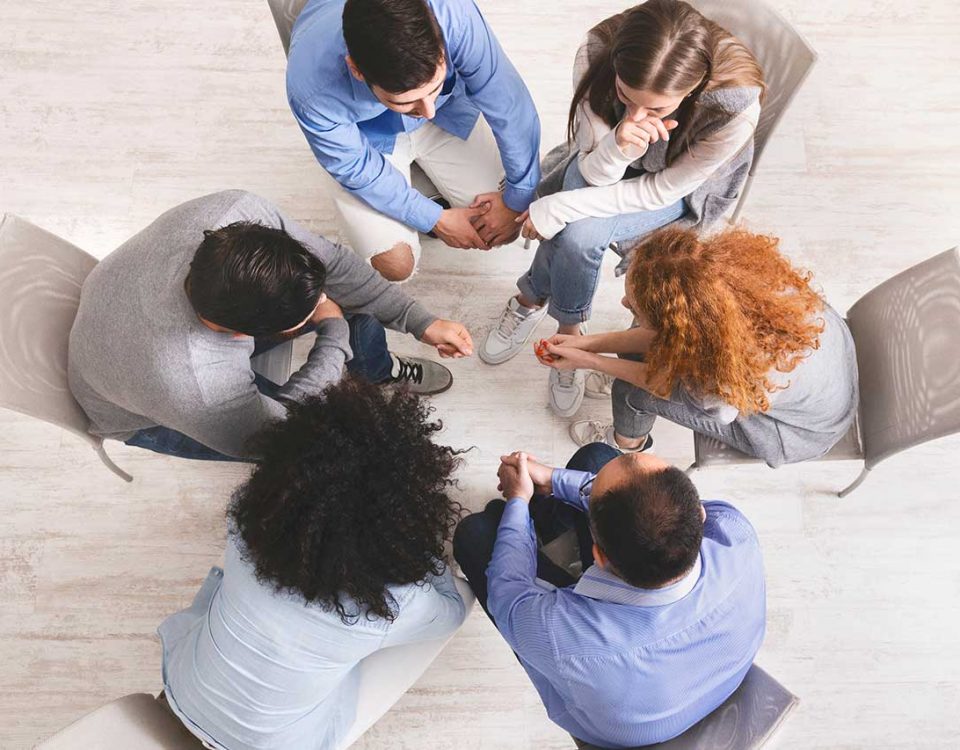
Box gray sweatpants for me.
[611,378,780,464]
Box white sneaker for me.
[549,368,585,417]
[568,420,653,453]
[480,296,549,365]
[584,371,614,399]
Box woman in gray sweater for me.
[537,226,859,467]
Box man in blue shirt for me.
[287,0,541,282]
[453,443,766,748]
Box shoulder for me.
[702,501,760,550]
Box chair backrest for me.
[0,214,97,442]
[575,664,798,750]
[847,247,960,470]
[685,0,817,170]
[266,0,309,55]
[37,694,206,749]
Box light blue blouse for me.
[158,534,466,750]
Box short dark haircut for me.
[590,466,703,589]
[186,221,326,337]
[342,0,445,93]
[228,377,465,623]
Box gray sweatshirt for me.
[68,190,437,458]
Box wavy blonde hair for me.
[626,227,825,414]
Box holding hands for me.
[533,335,595,371]
[616,115,679,152]
[497,451,554,502]
[470,192,522,247]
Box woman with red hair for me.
[536,226,859,466]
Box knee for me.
[567,443,620,473]
[453,501,504,560]
[551,220,608,262]
[371,243,416,282]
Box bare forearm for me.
[580,327,656,355]
[583,352,652,390]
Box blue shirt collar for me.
[574,554,703,607]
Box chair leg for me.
[685,462,698,476]
[95,443,134,483]
[838,466,870,498]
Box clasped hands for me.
[496,451,554,503]
[432,191,522,250]
[532,333,596,372]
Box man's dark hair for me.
[186,221,326,337]
[228,377,465,623]
[342,0,445,93]
[590,467,703,589]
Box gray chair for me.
[686,0,817,222]
[265,0,440,197]
[0,214,133,482]
[35,694,205,750]
[573,664,798,750]
[689,247,960,497]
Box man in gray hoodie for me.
[68,190,472,461]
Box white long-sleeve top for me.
[529,42,760,239]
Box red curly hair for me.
[626,227,825,414]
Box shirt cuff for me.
[550,468,594,512]
[502,184,538,214]
[500,497,534,535]
[527,196,566,240]
[407,192,445,234]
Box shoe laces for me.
[585,370,613,395]
[496,304,528,340]
[392,357,424,385]
[557,369,576,388]
[579,420,610,443]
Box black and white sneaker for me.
[386,354,453,395]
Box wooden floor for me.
[2,1,959,748]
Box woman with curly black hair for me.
[156,377,470,750]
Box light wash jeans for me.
[517,159,686,326]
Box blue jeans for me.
[452,442,619,620]
[125,314,394,462]
[517,159,686,325]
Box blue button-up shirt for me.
[487,469,766,748]
[286,0,541,233]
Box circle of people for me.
[66,1,858,748]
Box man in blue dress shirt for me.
[287,0,541,282]
[453,443,766,748]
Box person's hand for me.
[433,207,491,250]
[516,209,546,242]
[310,295,343,323]
[544,333,590,351]
[469,192,521,247]
[535,342,594,371]
[421,319,474,359]
[523,455,554,496]
[496,451,535,502]
[616,116,679,152]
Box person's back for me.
[532,501,764,746]
[162,535,465,750]
[68,191,259,442]
[158,379,469,750]
[456,446,766,749]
